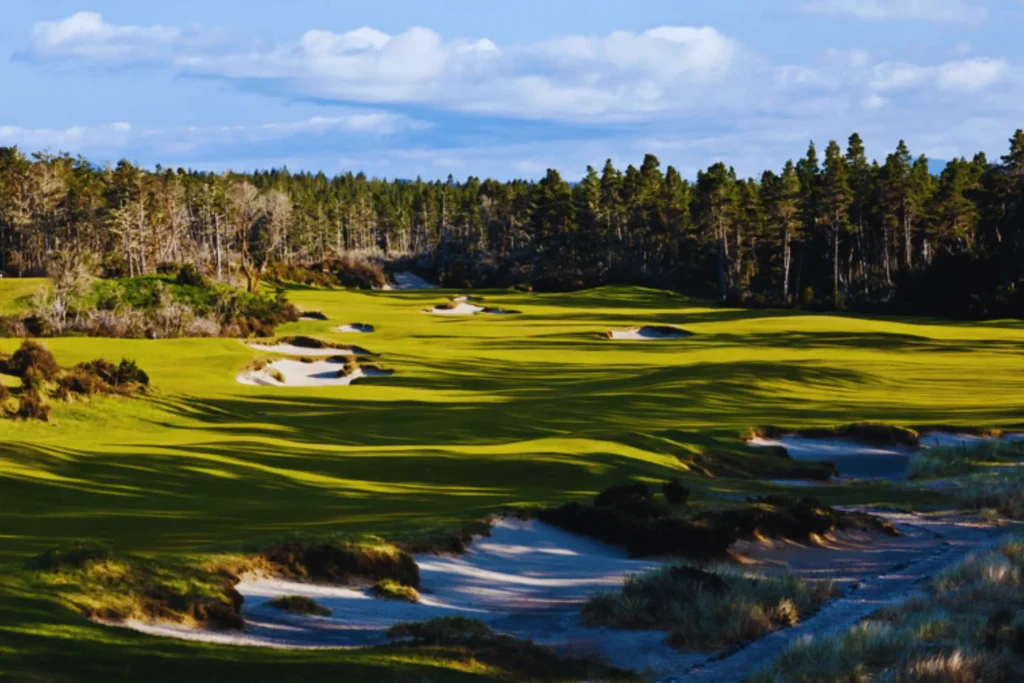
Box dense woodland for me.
[1,130,1023,318]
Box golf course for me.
[2,278,1023,681]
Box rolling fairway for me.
[1,283,1023,681]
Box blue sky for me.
[1,0,1022,180]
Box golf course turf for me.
[1,281,1023,682]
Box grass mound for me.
[583,564,838,652]
[32,543,243,630]
[539,485,896,558]
[263,540,419,588]
[386,617,638,682]
[746,536,1024,683]
[267,596,332,616]
[908,440,1024,480]
[744,423,919,446]
[370,579,420,602]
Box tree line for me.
[1,130,1022,318]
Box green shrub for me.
[8,341,60,382]
[175,264,205,287]
[16,390,50,421]
[370,579,420,602]
[662,478,691,505]
[266,596,331,616]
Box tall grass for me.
[907,440,1023,481]
[582,564,838,652]
[745,536,1024,683]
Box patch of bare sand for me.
[608,325,692,340]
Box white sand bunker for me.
[336,323,374,333]
[237,358,392,387]
[386,272,438,290]
[299,311,328,321]
[607,325,692,340]
[424,302,519,316]
[424,302,485,315]
[749,431,1024,481]
[245,338,371,357]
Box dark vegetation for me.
[386,617,639,682]
[744,422,920,446]
[582,563,839,651]
[266,596,332,617]
[4,132,1024,317]
[538,483,896,558]
[0,340,149,421]
[262,540,420,588]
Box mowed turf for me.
[1,282,1023,682]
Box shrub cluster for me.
[0,340,150,421]
[263,540,420,588]
[267,254,387,290]
[4,275,300,339]
[539,484,895,559]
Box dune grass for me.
[267,595,332,617]
[582,564,839,652]
[1,281,1023,681]
[746,536,1024,683]
[908,440,1024,480]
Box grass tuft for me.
[370,579,420,602]
[266,595,332,616]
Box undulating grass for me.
[1,281,1023,681]
[746,536,1024,683]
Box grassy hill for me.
[1,281,1022,682]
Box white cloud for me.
[0,112,423,157]
[25,14,745,123]
[802,0,986,23]
[937,58,1007,91]
[30,11,182,62]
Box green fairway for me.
[2,282,1023,681]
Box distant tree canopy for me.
[1,130,1023,318]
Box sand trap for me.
[449,295,483,303]
[750,431,1024,481]
[104,511,999,681]
[300,312,328,321]
[387,272,438,290]
[245,343,370,357]
[425,302,486,315]
[608,325,692,340]
[237,359,392,387]
[336,323,374,333]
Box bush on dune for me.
[263,540,420,588]
[266,595,331,616]
[31,543,244,630]
[746,537,1024,683]
[539,484,895,559]
[583,564,838,652]
[370,579,420,602]
[908,440,1023,481]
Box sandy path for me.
[680,511,1014,683]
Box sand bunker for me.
[106,511,998,681]
[607,325,692,340]
[749,431,1024,481]
[424,302,485,315]
[245,338,372,357]
[336,323,374,333]
[299,311,328,321]
[386,272,438,290]
[237,358,392,387]
[424,302,519,316]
